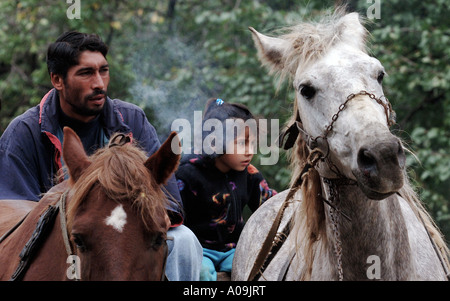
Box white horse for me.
[232,10,449,281]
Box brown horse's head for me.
[62,127,180,280]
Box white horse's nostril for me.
[357,148,377,177]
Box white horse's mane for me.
[232,8,450,281]
[268,9,450,279]
[256,8,368,87]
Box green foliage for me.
[0,0,448,240]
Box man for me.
[0,31,202,281]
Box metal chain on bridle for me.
[295,91,395,179]
[323,91,396,139]
[323,178,344,280]
[248,91,394,281]
[253,90,448,281]
[299,90,394,281]
[311,91,395,280]
[291,90,449,281]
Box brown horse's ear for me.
[62,127,91,182]
[144,132,181,185]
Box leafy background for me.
[0,0,448,243]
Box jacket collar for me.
[38,88,132,138]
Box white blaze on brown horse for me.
[232,9,449,281]
[0,127,180,280]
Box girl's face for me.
[215,127,256,173]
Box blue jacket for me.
[0,89,183,225]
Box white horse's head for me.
[251,12,405,200]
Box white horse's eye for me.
[377,71,385,84]
[299,84,317,100]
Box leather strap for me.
[247,167,306,281]
[59,191,73,257]
[247,148,324,281]
[9,204,59,281]
[247,196,291,281]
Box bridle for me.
[249,90,449,281]
[58,191,82,280]
[5,191,168,281]
[58,191,169,281]
[292,90,395,156]
[248,90,393,281]
[289,91,395,280]
[249,91,397,281]
[284,90,396,216]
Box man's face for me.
[55,50,110,122]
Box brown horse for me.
[0,127,180,280]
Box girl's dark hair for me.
[46,31,108,79]
[202,98,257,157]
[203,98,254,122]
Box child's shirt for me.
[175,154,277,252]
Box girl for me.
[176,98,277,281]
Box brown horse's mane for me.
[65,134,167,233]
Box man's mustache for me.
[86,90,107,99]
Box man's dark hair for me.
[46,31,108,79]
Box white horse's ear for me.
[336,12,367,51]
[249,27,290,73]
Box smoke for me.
[126,27,279,165]
[128,29,218,142]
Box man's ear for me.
[50,72,64,91]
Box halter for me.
[251,90,449,281]
[294,91,395,280]
[6,190,169,281]
[58,191,80,280]
[249,91,395,281]
[284,90,395,229]
[58,191,169,281]
[289,90,395,158]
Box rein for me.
[6,190,169,281]
[7,192,75,281]
[59,191,74,258]
[58,191,80,280]
[57,190,169,281]
[250,90,449,280]
[9,203,60,281]
[248,91,392,281]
